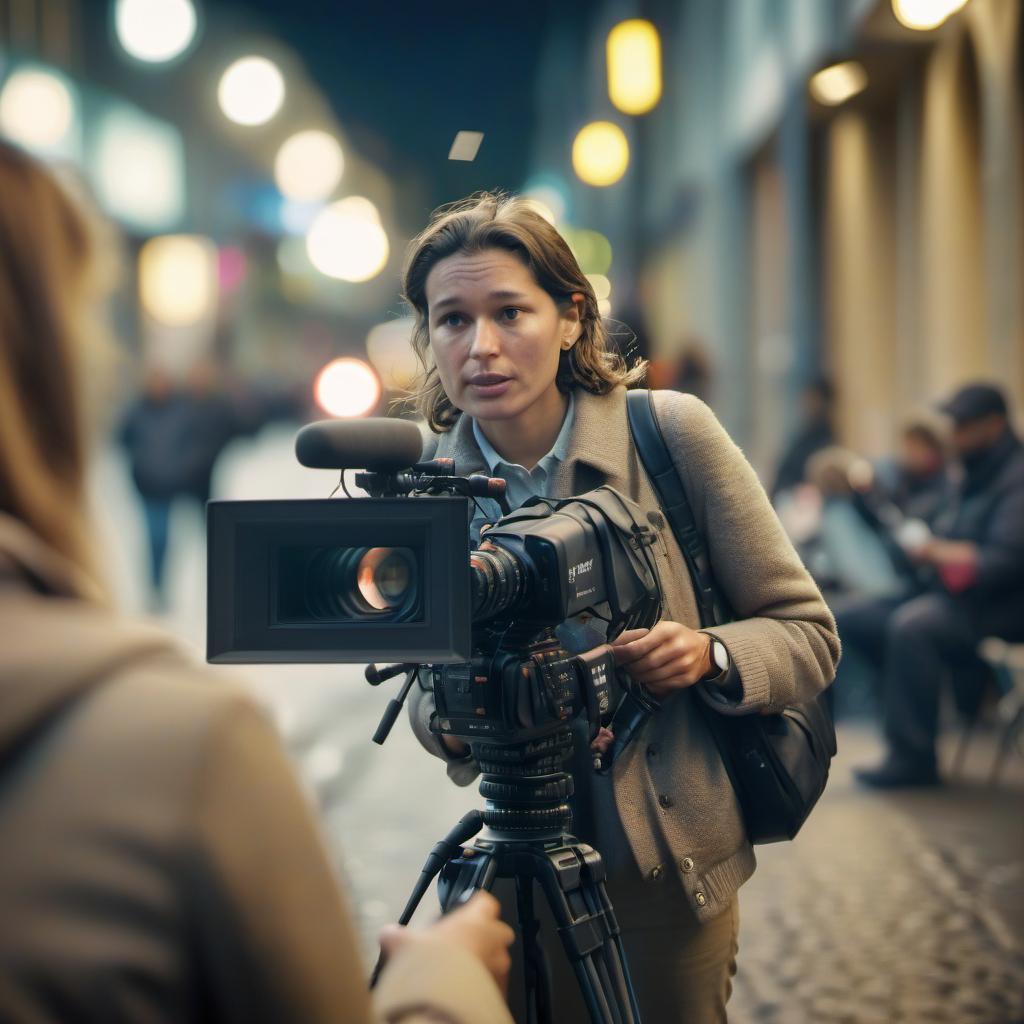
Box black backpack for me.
[626,389,836,844]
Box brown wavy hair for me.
[0,141,113,596]
[399,191,646,431]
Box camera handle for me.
[365,663,421,745]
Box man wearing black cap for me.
[854,382,1024,787]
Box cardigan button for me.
[646,744,659,758]
[680,857,695,873]
[695,891,707,907]
[658,794,674,809]
[649,865,664,881]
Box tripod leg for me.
[529,846,638,1024]
[515,876,552,1024]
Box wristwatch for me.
[702,637,729,680]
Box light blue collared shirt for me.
[469,391,575,544]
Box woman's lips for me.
[467,375,513,397]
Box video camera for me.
[207,418,664,786]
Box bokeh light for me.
[114,0,198,63]
[366,318,419,390]
[891,0,968,30]
[598,298,612,318]
[0,67,75,151]
[572,121,630,187]
[218,56,285,126]
[217,246,247,295]
[522,197,557,225]
[306,197,389,282]
[607,20,662,115]
[91,104,184,231]
[139,235,217,326]
[586,274,612,301]
[314,358,382,417]
[564,228,613,276]
[274,130,345,201]
[810,62,868,106]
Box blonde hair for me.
[0,142,113,593]
[399,192,646,431]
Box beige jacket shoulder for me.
[410,387,840,921]
[0,515,511,1024]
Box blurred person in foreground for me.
[848,383,1024,787]
[0,142,514,1022]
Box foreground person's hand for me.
[379,892,515,996]
[611,620,714,699]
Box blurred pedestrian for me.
[0,139,514,1023]
[119,362,238,611]
[850,383,1024,787]
[770,375,836,502]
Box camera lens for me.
[302,546,419,622]
[470,544,525,620]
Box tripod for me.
[382,727,642,1024]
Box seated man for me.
[847,383,1024,787]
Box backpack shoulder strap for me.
[625,389,720,627]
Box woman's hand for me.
[379,892,515,996]
[610,620,714,700]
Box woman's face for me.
[425,248,579,424]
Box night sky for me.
[210,0,595,218]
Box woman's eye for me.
[441,313,464,328]
[501,307,521,322]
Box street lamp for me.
[218,56,285,126]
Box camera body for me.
[206,419,663,758]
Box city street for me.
[93,425,1024,1024]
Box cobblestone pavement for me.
[92,433,1024,1024]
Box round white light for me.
[139,235,217,326]
[314,358,382,417]
[0,68,74,150]
[306,197,389,283]
[586,274,612,301]
[114,0,197,63]
[218,56,285,127]
[274,130,345,201]
[892,0,967,30]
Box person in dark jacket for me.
[852,383,1024,787]
[770,376,837,502]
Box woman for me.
[0,142,515,1022]
[403,193,840,1022]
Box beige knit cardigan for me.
[409,386,840,921]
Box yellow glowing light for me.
[809,61,869,106]
[218,56,284,126]
[572,121,629,187]
[114,0,197,63]
[586,274,612,301]
[597,299,612,318]
[366,319,419,390]
[274,130,345,201]
[0,68,74,150]
[139,235,217,326]
[607,19,662,115]
[892,0,968,30]
[314,358,381,417]
[306,197,389,283]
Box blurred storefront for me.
[533,0,1023,473]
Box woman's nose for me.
[468,318,501,358]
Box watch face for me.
[712,640,729,672]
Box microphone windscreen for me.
[295,418,424,471]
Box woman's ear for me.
[561,292,584,350]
